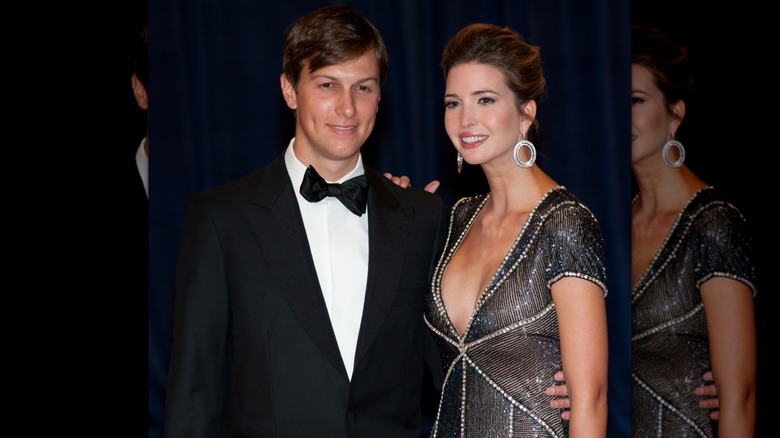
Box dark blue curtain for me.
[149,1,631,436]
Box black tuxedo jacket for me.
[164,153,447,437]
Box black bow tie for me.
[300,165,368,216]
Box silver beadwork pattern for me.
[424,186,608,437]
[632,186,757,437]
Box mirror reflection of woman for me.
[630,24,757,437]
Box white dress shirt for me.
[284,139,368,379]
[136,137,149,199]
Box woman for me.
[423,23,608,437]
[630,24,756,437]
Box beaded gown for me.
[424,186,607,438]
[632,186,756,437]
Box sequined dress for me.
[424,186,607,438]
[632,186,756,437]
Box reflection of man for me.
[131,25,148,199]
[128,24,159,438]
[164,6,447,437]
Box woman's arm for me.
[552,277,609,437]
[700,276,756,437]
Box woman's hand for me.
[383,173,440,193]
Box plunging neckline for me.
[631,186,713,300]
[438,186,565,338]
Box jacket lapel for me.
[241,155,347,377]
[353,169,411,368]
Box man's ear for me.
[280,73,297,110]
[131,73,148,110]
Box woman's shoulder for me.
[686,186,750,231]
[452,192,488,212]
[539,186,599,223]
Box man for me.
[131,25,149,199]
[163,6,447,437]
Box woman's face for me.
[443,62,528,169]
[631,64,678,166]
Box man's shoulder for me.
[199,155,286,200]
[190,170,256,206]
[366,168,442,207]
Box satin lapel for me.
[353,169,411,367]
[240,156,347,377]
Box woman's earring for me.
[513,134,536,168]
[662,138,685,168]
[457,152,463,174]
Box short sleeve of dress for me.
[543,198,608,296]
[692,200,757,296]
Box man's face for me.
[281,50,381,177]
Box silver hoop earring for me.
[513,140,536,168]
[457,152,463,174]
[662,139,685,168]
